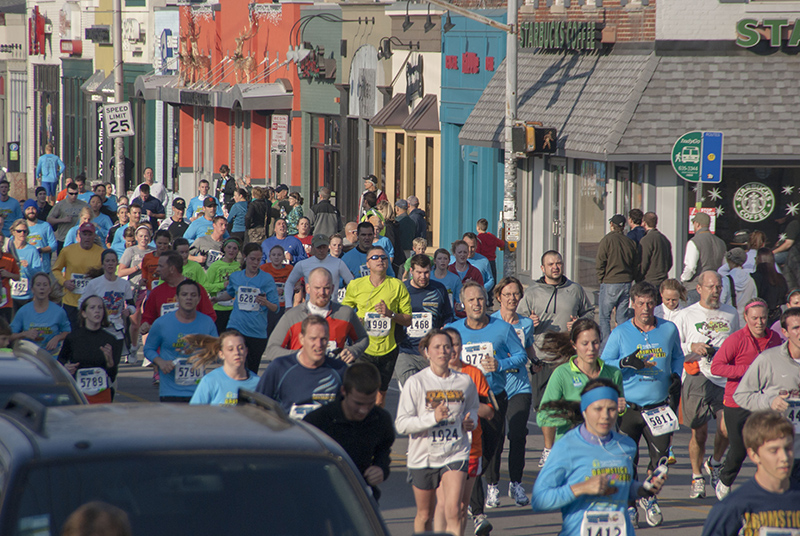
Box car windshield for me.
[12,454,381,536]
[0,387,78,408]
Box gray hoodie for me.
[733,342,800,410]
[516,276,595,358]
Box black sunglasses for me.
[368,255,388,261]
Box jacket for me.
[245,198,270,231]
[638,228,673,286]
[409,208,427,239]
[733,342,800,411]
[307,199,343,238]
[516,276,594,355]
[681,230,726,285]
[595,230,639,284]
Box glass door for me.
[547,158,568,255]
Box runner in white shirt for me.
[654,279,687,323]
[283,234,353,306]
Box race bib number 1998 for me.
[364,312,391,337]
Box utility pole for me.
[420,0,518,277]
[502,0,518,278]
[113,0,125,196]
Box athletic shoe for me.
[538,447,551,468]
[473,514,492,536]
[485,483,500,509]
[667,446,676,465]
[508,481,530,506]
[639,496,663,527]
[704,456,722,489]
[715,480,731,501]
[627,506,639,529]
[690,476,706,499]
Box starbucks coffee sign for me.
[736,19,800,48]
[733,182,775,223]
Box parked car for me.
[0,391,390,536]
[0,340,87,407]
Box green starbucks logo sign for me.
[733,182,775,223]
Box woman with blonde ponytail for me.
[188,330,260,405]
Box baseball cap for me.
[203,196,217,207]
[363,176,376,186]
[731,229,750,245]
[275,184,289,193]
[23,199,37,212]
[725,247,747,266]
[395,199,409,210]
[172,197,186,210]
[311,234,329,248]
[79,222,96,234]
[692,211,711,227]
[609,214,626,226]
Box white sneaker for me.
[639,496,663,527]
[473,514,492,536]
[484,484,500,509]
[538,447,551,468]
[508,481,530,506]
[715,480,731,501]
[689,476,706,499]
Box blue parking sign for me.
[700,131,723,183]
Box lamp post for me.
[425,0,518,277]
[113,0,125,195]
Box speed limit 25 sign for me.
[103,102,135,139]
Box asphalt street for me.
[115,359,745,536]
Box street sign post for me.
[103,102,135,139]
[672,131,723,208]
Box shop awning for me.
[79,70,108,99]
[218,79,293,111]
[370,93,408,128]
[402,94,439,131]
[461,51,800,161]
[133,74,180,101]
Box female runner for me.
[188,330,260,405]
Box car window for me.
[0,387,79,408]
[12,454,381,536]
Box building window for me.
[574,159,607,290]
[33,65,60,167]
[310,115,341,194]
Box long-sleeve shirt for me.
[710,326,782,408]
[733,342,800,411]
[266,302,369,359]
[35,153,65,182]
[531,425,638,536]
[600,318,684,407]
[476,232,505,262]
[283,255,353,307]
[58,326,123,382]
[141,279,217,325]
[395,367,479,469]
[255,352,347,415]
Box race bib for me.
[327,340,338,351]
[408,312,433,338]
[237,286,260,311]
[275,282,285,302]
[337,287,347,303]
[429,420,461,455]
[72,274,89,295]
[359,264,370,277]
[160,301,179,316]
[173,358,203,386]
[10,277,28,297]
[759,529,800,536]
[76,367,109,396]
[580,511,626,536]
[515,328,526,346]
[643,405,680,436]
[207,250,224,265]
[364,312,391,337]
[461,342,493,373]
[289,402,321,420]
[786,399,800,434]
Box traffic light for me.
[511,122,558,154]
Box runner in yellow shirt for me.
[52,222,104,329]
[343,245,412,407]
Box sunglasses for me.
[13,229,28,234]
[67,192,78,196]
[368,255,388,261]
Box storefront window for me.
[310,115,341,192]
[575,159,607,290]
[691,167,800,246]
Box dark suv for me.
[0,392,390,536]
[0,340,87,407]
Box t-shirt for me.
[702,478,800,536]
[259,263,293,307]
[189,367,260,405]
[259,235,307,265]
[80,275,134,332]
[26,221,57,273]
[10,301,71,356]
[48,199,88,241]
[476,232,504,262]
[0,253,18,309]
[397,280,454,355]
[342,275,412,355]
[140,252,161,291]
[225,269,281,338]
[255,352,347,416]
[459,363,491,462]
[673,302,739,386]
[190,235,224,269]
[141,279,217,325]
[10,244,42,301]
[186,196,222,219]
[0,197,22,236]
[341,247,396,279]
[143,311,218,398]
[430,270,463,306]
[52,243,104,307]
[183,217,215,243]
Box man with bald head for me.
[674,270,739,499]
[266,267,368,361]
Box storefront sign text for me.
[444,53,495,74]
[736,19,800,48]
[518,21,600,51]
[734,182,775,223]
